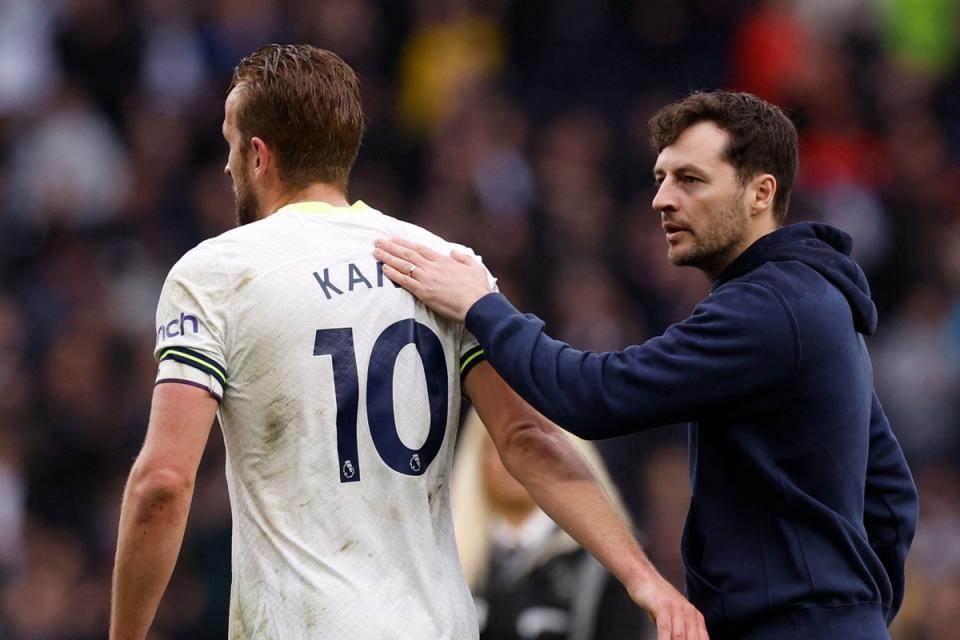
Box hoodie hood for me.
[716,222,878,335]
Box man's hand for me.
[627,574,709,640]
[374,238,491,322]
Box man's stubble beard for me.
[670,195,750,276]
[233,170,260,227]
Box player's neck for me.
[264,182,350,215]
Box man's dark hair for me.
[229,44,365,190]
[649,91,798,223]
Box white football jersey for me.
[153,201,492,639]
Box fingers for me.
[660,605,685,640]
[673,608,686,640]
[655,615,671,640]
[669,610,682,640]
[380,238,446,263]
[678,605,707,640]
[373,239,482,282]
[373,245,420,279]
[631,578,707,640]
[652,598,673,640]
[677,604,709,640]
[694,610,709,640]
[378,262,421,293]
[450,249,479,267]
[653,601,707,640]
[373,240,429,275]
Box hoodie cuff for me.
[465,292,523,348]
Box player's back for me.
[154,201,480,639]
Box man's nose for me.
[652,181,677,213]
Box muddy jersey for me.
[154,200,492,639]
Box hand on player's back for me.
[374,238,492,323]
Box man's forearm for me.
[111,469,194,639]
[498,423,662,591]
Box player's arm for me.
[110,382,218,640]
[464,361,708,640]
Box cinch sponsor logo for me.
[157,312,200,341]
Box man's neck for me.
[704,220,780,282]
[264,182,350,216]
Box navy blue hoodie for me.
[465,223,919,639]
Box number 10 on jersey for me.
[313,319,449,483]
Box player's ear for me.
[250,136,270,178]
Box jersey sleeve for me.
[452,243,498,383]
[154,245,231,400]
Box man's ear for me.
[250,136,270,179]
[750,173,777,217]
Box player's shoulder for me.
[165,225,254,287]
[167,241,221,279]
[172,218,277,275]
[375,209,480,259]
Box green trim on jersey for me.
[159,348,228,386]
[276,200,372,216]
[459,346,486,380]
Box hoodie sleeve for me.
[464,281,799,439]
[863,392,919,624]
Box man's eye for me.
[681,175,700,184]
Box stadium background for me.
[0,0,958,637]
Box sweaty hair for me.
[649,90,798,223]
[229,44,365,190]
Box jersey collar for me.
[275,200,371,215]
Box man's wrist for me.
[616,548,664,592]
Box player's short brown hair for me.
[649,91,798,223]
[229,44,365,191]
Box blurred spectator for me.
[732,0,811,105]
[873,285,960,461]
[198,0,286,80]
[397,0,506,135]
[636,445,690,591]
[0,427,25,582]
[537,109,616,258]
[0,295,32,424]
[882,0,960,77]
[895,463,960,639]
[54,0,143,129]
[452,410,651,640]
[7,87,131,230]
[0,0,60,116]
[139,0,210,113]
[549,257,644,352]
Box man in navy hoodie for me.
[375,90,919,639]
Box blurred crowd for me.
[0,0,958,637]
